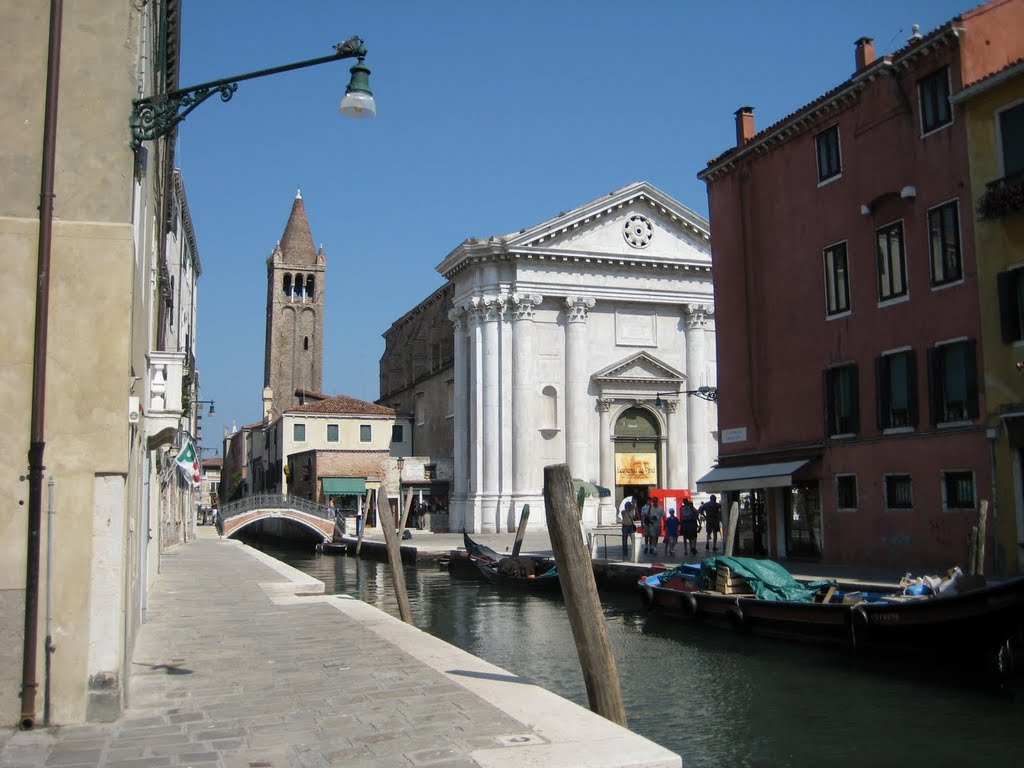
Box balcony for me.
[978,171,1024,220]
[145,351,186,447]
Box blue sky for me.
[178,0,973,455]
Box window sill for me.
[920,121,953,139]
[877,294,910,309]
[885,506,914,512]
[825,309,852,321]
[817,173,842,188]
[828,432,857,440]
[882,426,915,435]
[931,276,964,292]
[937,419,974,429]
[942,505,976,513]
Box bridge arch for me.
[218,495,337,543]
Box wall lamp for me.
[129,36,374,148]
[654,386,718,406]
[196,399,215,415]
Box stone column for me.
[564,296,595,481]
[466,301,486,532]
[511,294,542,525]
[448,308,467,531]
[481,296,502,532]
[685,303,712,494]
[598,398,615,525]
[662,398,685,489]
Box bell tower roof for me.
[279,189,317,265]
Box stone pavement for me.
[0,531,680,768]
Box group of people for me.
[617,493,723,559]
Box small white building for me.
[435,181,718,532]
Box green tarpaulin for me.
[695,556,835,602]
[322,477,366,495]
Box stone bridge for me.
[217,494,337,542]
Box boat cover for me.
[694,556,835,602]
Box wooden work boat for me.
[639,556,1024,681]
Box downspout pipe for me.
[22,0,64,731]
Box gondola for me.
[639,555,1024,680]
[474,558,561,593]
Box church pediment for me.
[437,181,711,277]
[593,352,686,390]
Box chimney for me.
[855,37,875,72]
[735,106,755,146]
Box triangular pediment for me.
[593,352,686,389]
[437,181,711,276]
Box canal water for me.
[253,541,1023,767]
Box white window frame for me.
[919,66,953,137]
[823,240,851,318]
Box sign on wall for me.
[615,453,658,485]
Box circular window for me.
[623,215,654,248]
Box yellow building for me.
[955,59,1024,574]
[1,1,198,725]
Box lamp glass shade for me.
[339,90,376,118]
[208,403,215,415]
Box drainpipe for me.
[22,0,64,731]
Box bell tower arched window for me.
[282,273,292,296]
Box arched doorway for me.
[613,407,662,509]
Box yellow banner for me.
[615,453,657,485]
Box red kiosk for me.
[647,488,692,535]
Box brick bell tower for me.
[264,189,325,419]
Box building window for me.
[999,101,1024,177]
[919,67,952,134]
[293,423,306,442]
[391,424,404,443]
[359,424,371,443]
[997,267,1024,343]
[414,392,425,426]
[836,475,857,510]
[327,424,339,443]
[876,221,907,302]
[823,241,850,316]
[424,463,437,481]
[942,471,975,510]
[876,349,917,430]
[928,339,979,424]
[823,364,859,436]
[283,273,292,296]
[928,200,962,286]
[815,125,841,183]
[884,474,913,509]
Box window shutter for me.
[907,350,919,428]
[849,364,860,434]
[997,271,1019,343]
[966,339,980,419]
[823,369,835,437]
[875,356,887,430]
[926,347,939,425]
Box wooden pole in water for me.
[976,500,989,577]
[398,488,414,532]
[378,483,413,624]
[355,489,371,556]
[724,501,740,557]
[511,504,530,557]
[544,464,626,726]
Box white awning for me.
[696,460,809,492]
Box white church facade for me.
[431,181,718,533]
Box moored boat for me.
[640,556,1024,680]
[475,557,561,593]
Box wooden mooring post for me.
[378,483,413,624]
[543,464,627,726]
[724,501,740,557]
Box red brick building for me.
[696,0,1024,570]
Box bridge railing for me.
[219,494,334,522]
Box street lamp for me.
[129,36,374,147]
[654,386,718,407]
[195,399,215,416]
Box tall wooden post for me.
[511,504,530,557]
[976,500,989,576]
[724,501,739,557]
[398,488,415,531]
[544,464,626,726]
[378,483,413,624]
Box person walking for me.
[663,508,680,556]
[646,497,664,555]
[680,498,700,556]
[699,494,723,552]
[617,501,636,558]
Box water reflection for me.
[254,542,1023,767]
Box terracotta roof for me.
[959,55,1024,92]
[286,394,395,417]
[278,191,319,265]
[295,388,331,402]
